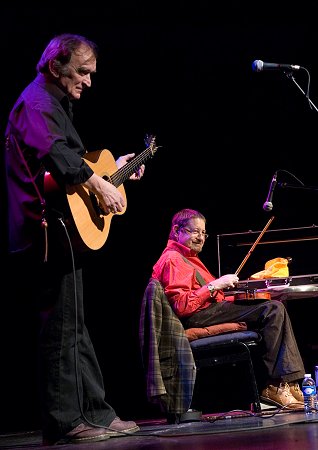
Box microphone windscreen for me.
[252,60,263,72]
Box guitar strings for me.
[110,141,157,187]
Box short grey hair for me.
[168,208,206,240]
[36,33,98,75]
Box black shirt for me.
[5,73,93,254]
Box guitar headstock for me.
[144,134,159,156]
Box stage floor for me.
[1,408,318,450]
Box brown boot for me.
[261,382,304,410]
[63,422,111,444]
[289,382,304,403]
[106,417,140,437]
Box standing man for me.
[4,33,144,445]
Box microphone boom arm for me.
[278,182,318,192]
[285,72,318,113]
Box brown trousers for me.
[182,299,305,386]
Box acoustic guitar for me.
[44,135,159,251]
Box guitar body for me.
[66,149,126,251]
[44,135,158,252]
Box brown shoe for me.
[65,422,110,444]
[289,382,304,403]
[106,416,140,437]
[261,382,304,410]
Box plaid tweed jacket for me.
[139,278,196,414]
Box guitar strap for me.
[180,255,206,287]
[7,134,48,262]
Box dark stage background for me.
[1,1,318,431]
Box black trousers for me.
[8,245,116,443]
[182,299,305,386]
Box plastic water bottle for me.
[302,373,317,414]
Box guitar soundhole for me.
[90,192,105,215]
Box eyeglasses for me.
[181,227,209,239]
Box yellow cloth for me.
[250,257,289,280]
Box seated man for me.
[151,208,305,409]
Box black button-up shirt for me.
[5,73,93,253]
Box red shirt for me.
[152,240,225,318]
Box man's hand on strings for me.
[116,153,145,180]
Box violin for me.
[234,290,271,303]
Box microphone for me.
[252,60,301,72]
[263,172,278,211]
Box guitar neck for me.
[110,145,156,187]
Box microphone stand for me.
[278,182,318,192]
[285,71,318,113]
